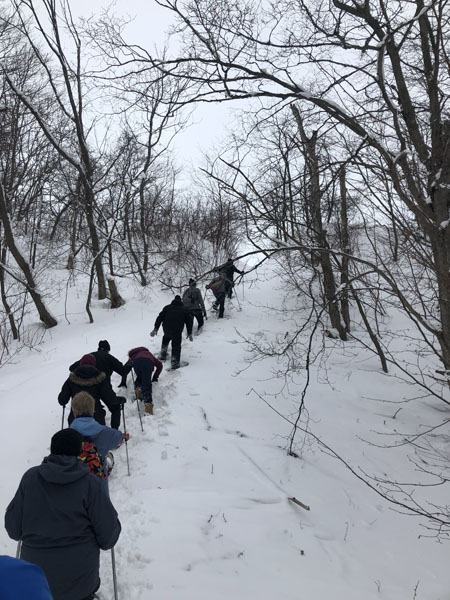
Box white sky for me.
[71,0,235,178]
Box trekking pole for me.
[121,404,131,476]
[234,287,242,311]
[111,547,119,600]
[131,372,144,433]
[61,405,65,430]
[16,540,22,559]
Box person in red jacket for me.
[120,347,163,415]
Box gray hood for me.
[38,454,89,485]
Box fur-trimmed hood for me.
[69,366,106,387]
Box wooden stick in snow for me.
[288,497,310,511]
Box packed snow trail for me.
[1,274,448,599]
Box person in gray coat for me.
[5,428,121,600]
[182,278,207,333]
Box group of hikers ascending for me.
[2,257,245,600]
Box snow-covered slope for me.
[0,269,447,599]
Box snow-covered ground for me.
[0,267,448,599]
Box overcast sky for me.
[71,0,235,182]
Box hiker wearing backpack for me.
[150,295,193,369]
[120,347,163,415]
[206,273,231,318]
[5,428,121,600]
[182,278,207,334]
[70,392,128,492]
[217,257,244,298]
[58,353,126,429]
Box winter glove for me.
[117,396,127,405]
[122,433,130,441]
[204,313,208,319]
[150,328,158,337]
[152,376,159,383]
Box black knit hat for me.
[50,429,82,457]
[98,340,111,352]
[189,278,196,285]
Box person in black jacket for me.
[217,257,244,298]
[206,273,232,319]
[5,428,121,600]
[150,295,193,369]
[58,354,125,428]
[69,340,125,387]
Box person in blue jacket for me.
[70,392,128,492]
[5,428,121,600]
[0,555,53,600]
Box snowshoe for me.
[168,360,189,371]
[106,452,114,477]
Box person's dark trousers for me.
[68,401,106,426]
[185,312,195,333]
[171,331,182,366]
[225,281,233,299]
[161,332,182,366]
[133,357,154,403]
[103,398,121,429]
[214,292,226,318]
[160,334,171,360]
[193,309,204,329]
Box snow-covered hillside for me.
[0,268,447,599]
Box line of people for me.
[3,260,245,599]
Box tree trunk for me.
[339,169,351,332]
[292,105,347,340]
[0,244,19,340]
[125,200,147,286]
[0,183,57,328]
[108,277,125,308]
[83,187,107,300]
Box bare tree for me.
[0,182,57,327]
[5,0,113,299]
[143,0,450,372]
